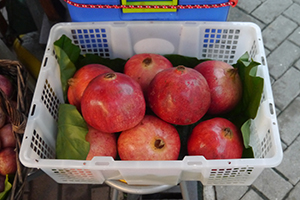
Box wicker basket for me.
[0,60,32,200]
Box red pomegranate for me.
[85,126,117,160]
[124,53,173,97]
[0,124,16,148]
[117,115,181,161]
[187,117,244,159]
[81,72,146,133]
[0,148,17,175]
[0,74,13,98]
[194,60,242,115]
[67,64,113,112]
[147,66,211,125]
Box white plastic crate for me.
[19,21,283,186]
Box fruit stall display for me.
[19,21,282,186]
[0,60,32,200]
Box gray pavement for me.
[206,0,300,199]
[11,0,300,199]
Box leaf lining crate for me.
[19,21,282,186]
[65,0,238,22]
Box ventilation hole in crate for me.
[252,138,261,158]
[30,104,36,116]
[30,129,55,159]
[51,168,97,183]
[208,166,254,184]
[201,28,241,64]
[43,57,48,67]
[70,28,110,58]
[269,103,274,115]
[41,79,60,121]
[258,57,264,66]
[249,40,258,60]
[260,129,272,158]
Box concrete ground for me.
[2,0,299,199]
[204,0,300,199]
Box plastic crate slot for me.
[71,28,110,58]
[260,129,272,158]
[51,168,97,183]
[261,56,266,65]
[95,162,110,166]
[249,40,257,60]
[30,129,55,159]
[43,57,48,67]
[269,103,274,115]
[30,104,36,116]
[201,28,240,64]
[41,79,60,121]
[207,166,254,184]
[252,139,261,158]
[187,161,202,166]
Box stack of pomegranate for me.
[0,75,16,193]
[66,53,244,161]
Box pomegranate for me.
[0,74,13,98]
[0,124,15,148]
[124,53,173,97]
[194,60,242,115]
[85,126,117,160]
[147,66,211,125]
[81,72,146,133]
[187,117,244,159]
[67,64,113,112]
[117,115,181,160]
[0,148,16,175]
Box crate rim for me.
[49,20,262,30]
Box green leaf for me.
[236,51,251,66]
[240,119,255,158]
[231,52,264,157]
[56,104,90,159]
[174,125,195,160]
[0,175,12,200]
[241,119,251,149]
[54,35,82,102]
[234,54,264,120]
[242,146,254,158]
[164,54,209,68]
[78,54,127,73]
